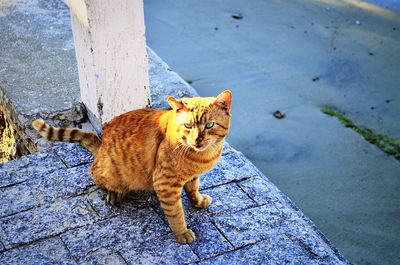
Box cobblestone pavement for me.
[0,142,347,264]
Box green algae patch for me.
[321,107,400,160]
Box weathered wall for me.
[69,0,150,129]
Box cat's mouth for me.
[192,141,214,152]
[193,146,207,152]
[193,143,206,151]
[182,138,210,152]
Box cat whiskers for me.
[173,142,184,152]
[174,142,190,167]
[208,141,220,157]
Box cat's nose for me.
[195,136,203,144]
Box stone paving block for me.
[203,183,257,215]
[199,233,321,265]
[0,150,66,188]
[199,151,259,190]
[198,162,226,190]
[61,222,111,262]
[260,233,335,265]
[0,196,98,248]
[0,183,39,218]
[84,248,127,265]
[28,163,94,204]
[61,210,169,262]
[182,196,213,224]
[151,183,255,226]
[221,141,234,156]
[120,233,199,265]
[189,221,233,259]
[212,204,285,248]
[0,237,76,265]
[237,175,277,205]
[281,218,338,261]
[54,143,94,168]
[147,190,212,226]
[0,228,6,250]
[86,188,152,218]
[139,190,166,222]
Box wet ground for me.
[143,1,400,264]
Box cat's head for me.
[168,91,232,152]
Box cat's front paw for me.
[194,194,211,208]
[175,229,195,244]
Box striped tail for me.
[32,119,101,156]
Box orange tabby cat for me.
[32,91,232,244]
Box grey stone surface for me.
[84,248,127,265]
[28,163,94,204]
[283,219,333,260]
[237,175,276,205]
[221,141,234,156]
[0,237,76,265]
[61,222,116,262]
[54,143,94,168]
[199,150,259,190]
[0,183,39,218]
[203,183,257,215]
[200,232,336,265]
[181,196,212,224]
[61,212,169,262]
[213,204,285,248]
[86,188,151,218]
[147,190,208,225]
[0,149,66,188]
[120,234,199,265]
[189,221,233,259]
[0,196,98,248]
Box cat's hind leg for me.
[106,190,125,205]
[90,159,126,206]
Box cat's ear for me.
[214,90,232,112]
[168,97,187,112]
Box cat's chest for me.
[178,150,221,177]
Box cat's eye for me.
[205,122,214,129]
[184,123,193,129]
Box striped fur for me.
[32,119,101,156]
[33,91,232,245]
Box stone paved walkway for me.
[0,142,347,264]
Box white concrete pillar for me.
[68,0,150,130]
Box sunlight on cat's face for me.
[177,112,218,152]
[168,91,232,152]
